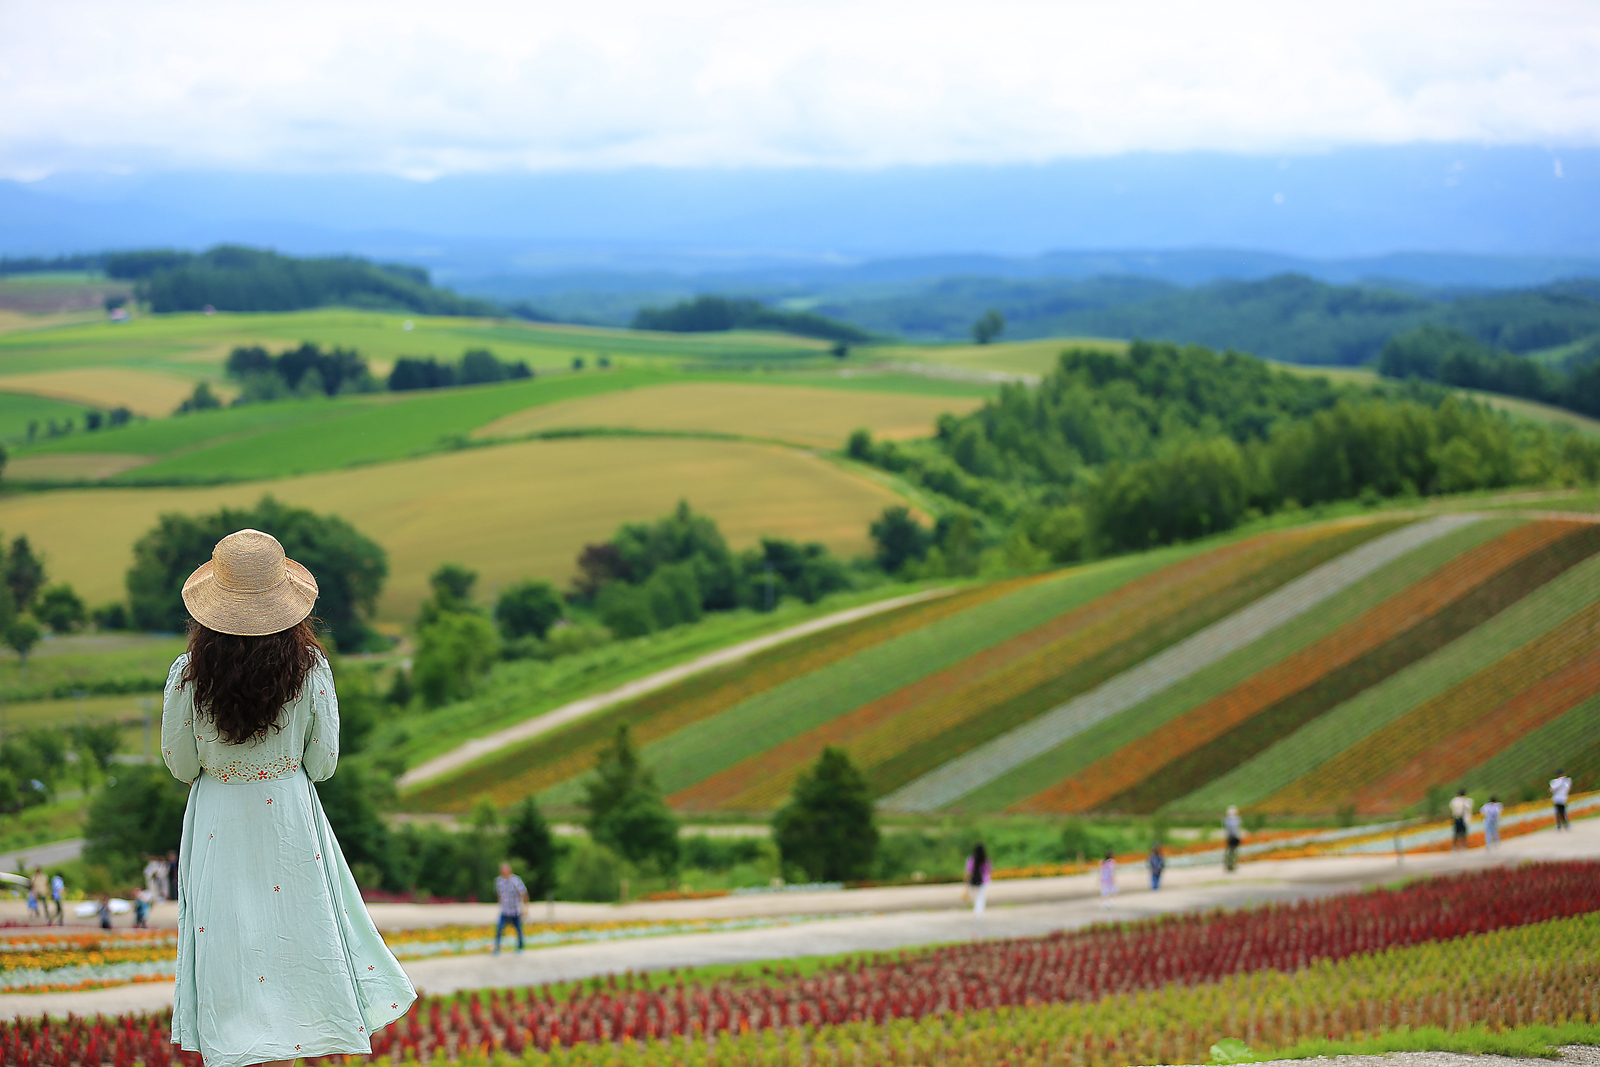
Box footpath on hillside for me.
[4,814,1594,1021]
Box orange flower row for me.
[1262,596,1600,814]
[1016,520,1578,814]
[674,525,1346,811]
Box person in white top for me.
[1480,796,1504,849]
[1551,769,1573,831]
[1448,790,1473,850]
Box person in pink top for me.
[964,844,992,918]
[1099,850,1117,909]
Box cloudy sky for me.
[2,0,1597,181]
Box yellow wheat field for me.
[0,367,233,416]
[0,436,905,622]
[473,381,981,449]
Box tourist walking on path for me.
[1450,789,1474,851]
[27,867,46,922]
[144,854,168,901]
[162,528,415,1067]
[134,887,152,928]
[964,844,992,918]
[1223,807,1243,872]
[48,872,63,925]
[1481,796,1504,850]
[494,862,529,953]
[1099,851,1117,908]
[96,893,114,931]
[166,850,179,902]
[1148,844,1165,890]
[1551,770,1573,830]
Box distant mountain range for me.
[3,143,1596,285]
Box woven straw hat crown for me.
[182,528,318,636]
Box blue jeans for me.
[495,912,524,952]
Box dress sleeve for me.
[303,658,340,782]
[161,656,201,785]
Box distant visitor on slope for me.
[1099,850,1117,908]
[1481,796,1504,850]
[1148,843,1165,890]
[964,843,992,919]
[1450,789,1474,851]
[1551,769,1573,830]
[162,528,415,1067]
[495,862,529,953]
[1223,806,1243,872]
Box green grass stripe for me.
[955,516,1516,813]
[399,583,1007,811]
[539,539,1240,806]
[1173,548,1600,814]
[1465,692,1600,801]
[861,521,1400,800]
[106,371,678,482]
[1108,521,1600,813]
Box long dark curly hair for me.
[180,619,325,744]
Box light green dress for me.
[162,653,415,1067]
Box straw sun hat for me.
[181,529,318,636]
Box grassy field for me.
[0,307,837,384]
[473,381,984,449]
[0,436,905,622]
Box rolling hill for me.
[404,508,1600,817]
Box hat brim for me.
[181,558,319,636]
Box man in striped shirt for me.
[494,863,529,954]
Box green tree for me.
[505,796,559,898]
[772,747,879,882]
[869,506,932,575]
[5,536,46,612]
[495,579,564,640]
[35,583,86,634]
[82,765,189,881]
[413,611,499,707]
[73,721,123,777]
[174,381,223,414]
[125,496,388,650]
[583,725,680,874]
[419,563,479,625]
[971,308,1005,345]
[4,616,41,680]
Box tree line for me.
[632,295,873,345]
[104,246,500,316]
[1378,323,1600,419]
[848,340,1600,560]
[172,343,534,414]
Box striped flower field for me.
[1017,520,1600,814]
[405,506,1600,818]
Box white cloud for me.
[1,0,1597,178]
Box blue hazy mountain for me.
[3,144,1597,290]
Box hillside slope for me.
[410,508,1600,817]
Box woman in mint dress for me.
[162,529,415,1067]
